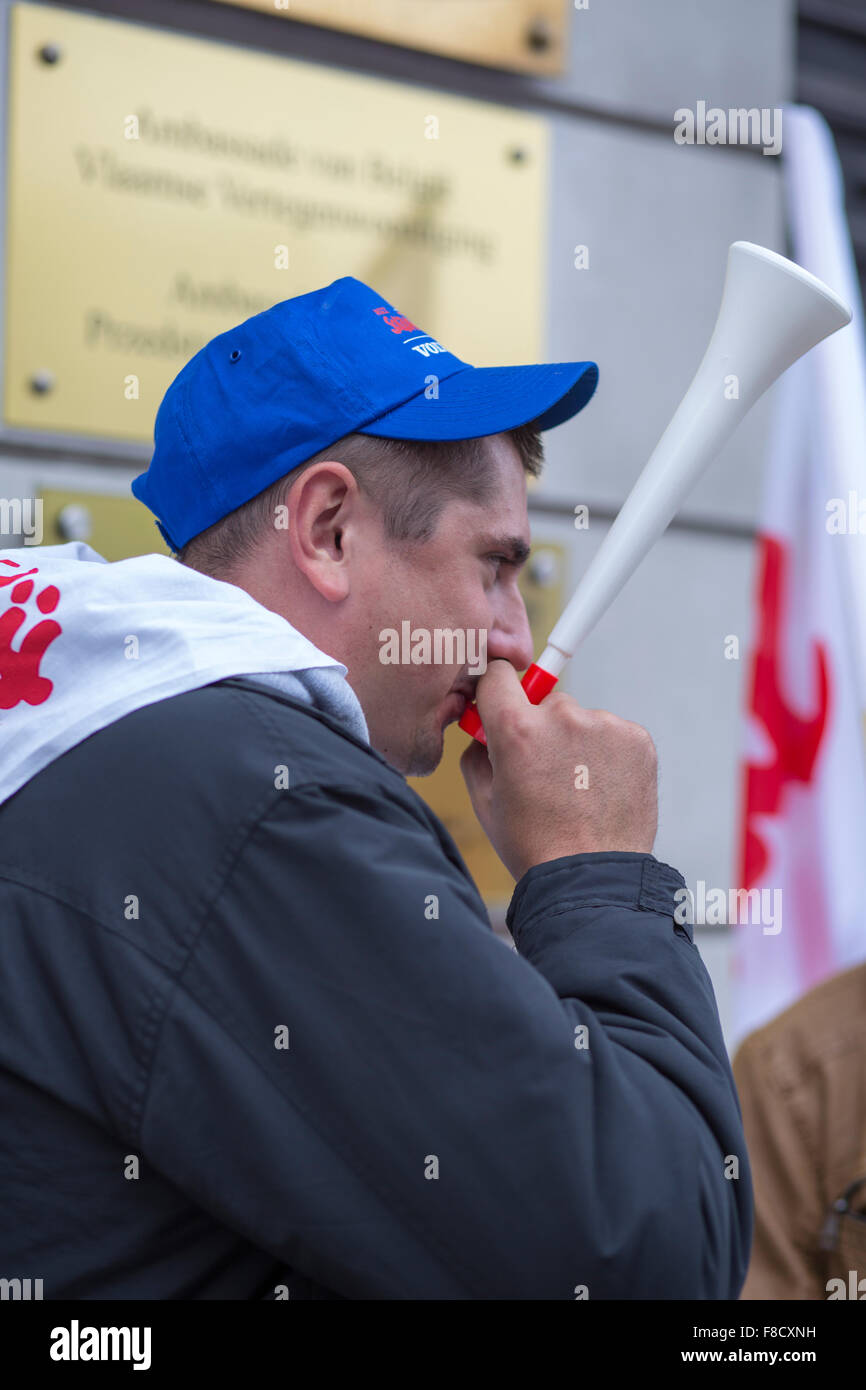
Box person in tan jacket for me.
[732,961,866,1299]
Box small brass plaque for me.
[207,0,569,75]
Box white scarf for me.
[0,541,369,806]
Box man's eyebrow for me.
[478,534,532,565]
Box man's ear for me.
[285,461,358,603]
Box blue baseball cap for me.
[132,275,598,551]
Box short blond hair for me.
[177,424,543,579]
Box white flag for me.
[733,105,866,1045]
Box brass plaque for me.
[4,3,547,442]
[208,0,569,75]
[408,540,566,909]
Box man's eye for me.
[488,555,511,568]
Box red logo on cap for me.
[0,558,62,709]
[372,306,419,335]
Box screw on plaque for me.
[525,18,553,52]
[29,369,55,395]
[56,503,92,543]
[38,43,62,64]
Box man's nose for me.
[485,592,535,674]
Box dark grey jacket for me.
[0,676,752,1298]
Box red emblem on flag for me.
[739,535,831,887]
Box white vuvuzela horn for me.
[460,241,853,745]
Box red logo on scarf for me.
[0,558,62,709]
